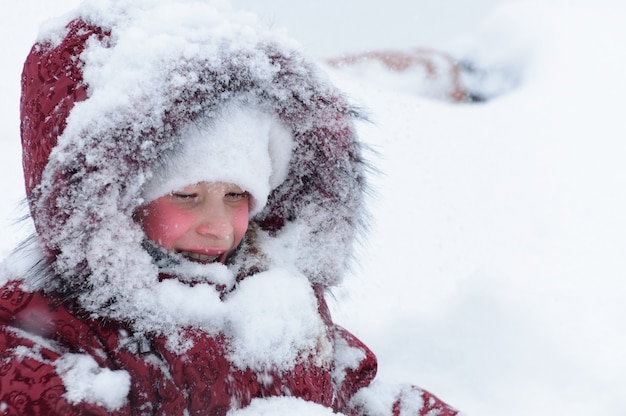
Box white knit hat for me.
[142,103,294,216]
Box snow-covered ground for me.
[2,1,625,415]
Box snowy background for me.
[2,1,625,415]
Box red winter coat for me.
[0,281,456,415]
[2,2,460,415]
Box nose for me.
[195,201,234,242]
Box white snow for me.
[55,353,131,411]
[142,266,333,370]
[223,268,331,371]
[331,331,367,387]
[2,0,625,415]
[347,381,401,416]
[226,396,341,416]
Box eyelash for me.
[226,192,249,200]
[171,192,248,200]
[171,192,197,200]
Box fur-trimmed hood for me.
[18,0,368,338]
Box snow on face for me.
[136,181,250,264]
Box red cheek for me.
[231,205,250,244]
[139,201,191,250]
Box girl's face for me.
[136,181,250,264]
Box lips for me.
[178,250,223,264]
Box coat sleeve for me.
[343,381,460,416]
[0,282,130,416]
[0,326,124,415]
[328,322,459,416]
[312,286,461,416]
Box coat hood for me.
[18,0,369,340]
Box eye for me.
[225,191,249,201]
[171,192,198,201]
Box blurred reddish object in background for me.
[327,48,469,103]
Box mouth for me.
[177,250,223,264]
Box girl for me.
[0,1,459,414]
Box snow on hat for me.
[141,102,293,216]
